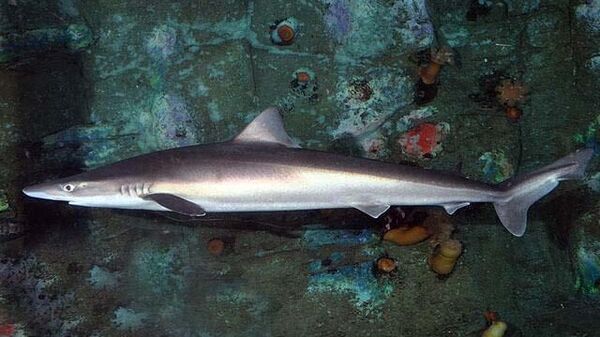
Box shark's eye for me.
[62,184,75,192]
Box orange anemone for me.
[383,226,431,246]
[376,257,397,273]
[505,106,522,122]
[428,239,463,275]
[277,24,295,44]
[207,238,225,256]
[296,71,310,82]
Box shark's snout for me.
[22,185,44,198]
[23,183,69,201]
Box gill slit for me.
[120,183,152,197]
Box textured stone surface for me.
[0,0,599,336]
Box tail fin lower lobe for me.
[493,149,594,236]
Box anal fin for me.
[353,204,390,218]
[143,194,206,216]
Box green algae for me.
[0,190,9,213]
[131,244,184,297]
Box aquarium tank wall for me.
[0,0,599,336]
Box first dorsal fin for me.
[232,107,300,148]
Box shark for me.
[23,107,594,236]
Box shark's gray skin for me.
[23,108,594,236]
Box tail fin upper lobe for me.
[493,148,594,237]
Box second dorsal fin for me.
[232,107,300,148]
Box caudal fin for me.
[493,148,594,237]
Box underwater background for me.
[0,0,600,336]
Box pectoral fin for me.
[143,194,206,216]
[353,204,390,218]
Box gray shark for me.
[23,108,593,236]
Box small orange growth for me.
[277,24,295,44]
[376,257,397,273]
[296,71,311,82]
[419,63,442,85]
[428,239,463,275]
[505,106,522,122]
[483,310,499,324]
[383,225,431,246]
[419,46,454,85]
[496,79,528,107]
[207,238,225,256]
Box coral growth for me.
[348,78,373,102]
[131,244,184,296]
[376,257,397,273]
[393,106,438,132]
[307,261,394,314]
[482,321,508,337]
[112,307,148,331]
[414,47,454,105]
[576,0,600,32]
[575,245,600,294]
[333,67,413,137]
[290,68,318,102]
[383,226,430,246]
[324,0,352,43]
[323,0,432,61]
[88,265,119,289]
[358,131,388,159]
[0,256,75,335]
[479,150,514,183]
[398,122,449,159]
[419,46,455,85]
[356,107,437,160]
[146,94,198,149]
[393,0,434,49]
[324,0,394,60]
[504,106,522,122]
[495,79,528,122]
[207,238,225,256]
[573,113,600,154]
[146,25,177,61]
[270,18,298,45]
[428,239,463,275]
[496,79,528,107]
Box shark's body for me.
[23,108,594,236]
